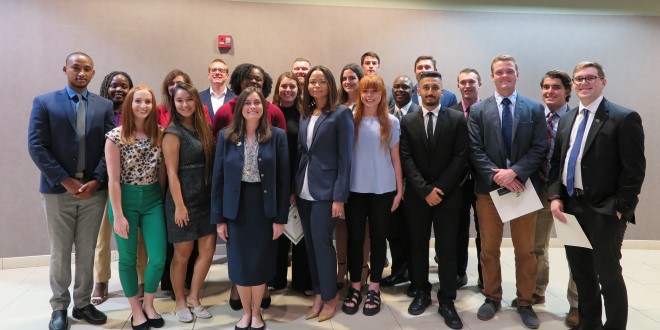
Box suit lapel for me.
[560,108,579,162]
[485,98,508,161]
[429,107,447,150]
[299,115,310,153]
[310,111,329,149]
[60,89,77,130]
[582,98,608,156]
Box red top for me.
[211,98,287,139]
[157,104,212,128]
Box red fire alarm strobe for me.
[218,35,233,49]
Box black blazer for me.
[399,106,469,208]
[548,98,645,223]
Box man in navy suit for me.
[200,58,236,120]
[411,55,458,108]
[381,75,421,291]
[28,52,115,330]
[468,55,547,329]
[549,62,645,330]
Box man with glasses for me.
[200,58,235,120]
[549,61,645,330]
[468,55,547,329]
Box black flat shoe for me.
[131,316,150,330]
[229,297,243,310]
[49,310,68,330]
[147,313,164,328]
[260,296,271,309]
[72,304,107,325]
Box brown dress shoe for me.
[565,307,579,327]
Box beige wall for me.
[1,0,658,258]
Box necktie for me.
[566,108,590,196]
[541,112,557,180]
[501,98,513,157]
[426,112,434,143]
[396,108,403,120]
[465,106,470,119]
[75,94,86,172]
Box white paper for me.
[284,205,304,245]
[489,179,543,222]
[553,212,592,249]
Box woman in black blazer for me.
[211,87,290,330]
[295,66,354,322]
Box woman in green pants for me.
[106,85,167,330]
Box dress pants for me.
[534,186,578,307]
[457,176,480,281]
[296,198,338,301]
[565,192,628,330]
[94,202,147,284]
[387,199,410,277]
[108,183,166,297]
[272,235,313,292]
[43,190,107,310]
[404,195,459,302]
[476,194,537,306]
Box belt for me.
[573,188,585,197]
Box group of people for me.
[27,50,644,330]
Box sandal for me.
[341,287,362,315]
[91,282,108,306]
[362,289,381,316]
[187,297,212,319]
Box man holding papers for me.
[549,61,645,330]
[468,55,547,329]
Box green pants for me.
[109,183,166,297]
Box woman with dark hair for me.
[211,63,286,138]
[162,83,216,323]
[157,69,211,127]
[338,63,364,111]
[105,85,167,329]
[296,66,353,322]
[342,75,402,316]
[92,71,145,306]
[270,72,313,296]
[211,87,289,330]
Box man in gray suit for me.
[28,52,114,330]
[468,55,548,329]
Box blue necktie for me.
[566,108,590,196]
[501,98,512,157]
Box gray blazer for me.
[468,94,548,194]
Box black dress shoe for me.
[457,273,468,289]
[229,298,243,310]
[260,296,271,309]
[130,316,150,330]
[407,291,431,315]
[49,310,68,330]
[406,285,416,298]
[147,313,165,328]
[72,304,107,325]
[438,302,463,329]
[381,272,409,287]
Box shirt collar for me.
[395,100,413,113]
[422,104,441,116]
[66,86,88,99]
[494,91,517,106]
[545,103,569,117]
[579,95,604,114]
[210,86,227,98]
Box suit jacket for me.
[548,98,645,223]
[28,88,115,194]
[388,103,422,120]
[399,106,469,208]
[295,106,354,202]
[468,94,548,194]
[200,87,236,120]
[411,85,458,108]
[210,128,290,224]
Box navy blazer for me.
[411,85,459,108]
[28,88,115,193]
[468,94,548,194]
[210,128,290,224]
[548,98,645,223]
[295,106,354,202]
[200,87,236,120]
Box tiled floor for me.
[2,247,660,329]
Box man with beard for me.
[399,71,468,329]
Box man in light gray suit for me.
[468,55,548,329]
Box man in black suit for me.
[549,61,645,330]
[468,55,547,329]
[382,75,421,291]
[400,71,468,329]
[449,68,483,290]
[199,58,235,120]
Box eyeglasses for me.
[210,68,228,74]
[572,76,602,84]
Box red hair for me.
[354,74,391,148]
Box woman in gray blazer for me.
[295,66,354,322]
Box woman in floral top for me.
[105,85,167,329]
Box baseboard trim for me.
[1,239,657,270]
